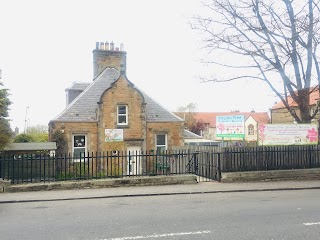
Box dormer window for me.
[117,105,128,125]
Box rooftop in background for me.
[189,112,270,127]
[184,129,202,139]
[272,86,320,110]
[183,129,220,146]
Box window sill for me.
[117,125,130,128]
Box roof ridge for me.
[92,66,119,81]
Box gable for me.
[245,116,256,125]
[100,75,144,104]
[51,68,182,123]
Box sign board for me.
[258,124,318,146]
[105,129,123,142]
[216,115,245,139]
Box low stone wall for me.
[221,168,320,182]
[1,175,198,193]
[0,180,11,193]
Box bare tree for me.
[175,103,198,131]
[192,0,320,123]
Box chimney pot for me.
[96,42,99,49]
[100,42,105,50]
[93,40,127,79]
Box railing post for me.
[128,151,131,177]
[0,153,3,180]
[217,152,221,182]
[11,154,15,184]
[309,145,312,168]
[193,152,198,175]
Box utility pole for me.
[24,106,29,133]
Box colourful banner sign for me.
[216,115,245,139]
[258,124,318,146]
[105,129,123,142]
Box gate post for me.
[193,152,198,175]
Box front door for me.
[127,146,141,176]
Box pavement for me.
[1,180,320,204]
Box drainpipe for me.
[97,102,102,154]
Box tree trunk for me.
[297,89,311,123]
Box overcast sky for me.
[0,0,277,133]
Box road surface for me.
[1,189,320,239]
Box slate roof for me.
[139,90,183,122]
[184,129,203,139]
[52,68,183,123]
[65,82,90,91]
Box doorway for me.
[127,146,141,176]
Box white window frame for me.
[117,105,128,125]
[155,134,167,152]
[248,124,254,135]
[72,134,87,160]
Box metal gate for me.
[186,151,221,182]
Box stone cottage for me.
[49,42,184,157]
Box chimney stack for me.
[93,41,127,79]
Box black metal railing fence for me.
[221,145,320,172]
[0,150,220,184]
[2,145,319,185]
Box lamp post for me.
[24,106,29,133]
